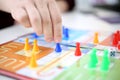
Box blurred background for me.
[76,0,120,12]
[75,0,120,24]
[75,0,120,12]
[0,0,120,29]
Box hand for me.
[56,0,69,12]
[0,0,62,42]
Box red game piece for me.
[117,43,120,50]
[75,42,82,56]
[112,33,119,47]
[116,30,120,41]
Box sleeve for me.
[66,0,75,11]
[0,11,14,29]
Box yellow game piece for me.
[93,32,99,44]
[24,38,30,51]
[29,52,38,68]
[32,39,39,52]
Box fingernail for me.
[37,32,42,35]
[47,38,53,42]
[55,38,62,43]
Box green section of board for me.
[54,54,120,80]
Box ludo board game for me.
[0,27,120,80]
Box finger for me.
[11,8,31,28]
[48,0,62,42]
[35,0,53,42]
[24,0,42,35]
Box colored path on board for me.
[54,53,120,80]
[0,42,53,72]
[15,28,113,50]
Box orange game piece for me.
[75,42,82,56]
[24,38,30,51]
[32,39,39,52]
[29,52,38,68]
[93,32,99,44]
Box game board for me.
[0,28,120,80]
[15,28,113,48]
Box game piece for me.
[24,38,30,51]
[32,39,39,52]
[88,48,98,68]
[55,43,62,52]
[88,59,96,69]
[117,43,120,50]
[93,32,99,44]
[75,42,81,56]
[62,26,65,34]
[104,49,109,56]
[29,52,38,68]
[63,28,69,40]
[91,48,98,64]
[112,33,118,47]
[116,30,120,41]
[31,33,39,38]
[101,49,110,71]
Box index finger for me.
[47,0,62,42]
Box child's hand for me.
[1,0,62,42]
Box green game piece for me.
[88,48,98,69]
[104,49,109,56]
[91,48,98,64]
[89,60,96,69]
[92,48,97,53]
[101,49,110,71]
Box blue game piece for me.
[31,33,39,38]
[55,43,62,52]
[62,26,65,34]
[64,28,69,40]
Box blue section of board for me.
[15,28,94,49]
[62,29,89,41]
